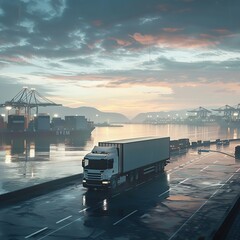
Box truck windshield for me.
[83,159,113,170]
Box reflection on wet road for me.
[0,142,240,240]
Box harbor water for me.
[0,123,239,194]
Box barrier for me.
[0,173,83,208]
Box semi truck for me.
[82,137,170,190]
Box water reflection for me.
[218,126,240,140]
[0,134,91,192]
[0,135,91,161]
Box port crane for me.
[212,104,240,121]
[187,107,211,118]
[0,87,61,126]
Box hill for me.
[40,106,129,123]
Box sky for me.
[0,0,240,118]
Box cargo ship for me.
[0,114,95,139]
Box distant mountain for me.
[38,106,129,123]
[132,110,189,123]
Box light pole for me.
[198,149,235,158]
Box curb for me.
[0,173,83,208]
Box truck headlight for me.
[102,180,110,184]
[82,179,86,183]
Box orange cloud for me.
[113,38,132,47]
[131,33,218,49]
[162,28,184,33]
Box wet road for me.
[0,143,240,240]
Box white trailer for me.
[82,137,170,190]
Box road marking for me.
[79,207,89,213]
[169,154,211,175]
[236,168,240,173]
[200,166,209,172]
[178,178,189,185]
[125,187,133,192]
[168,171,238,240]
[25,227,48,239]
[112,193,121,198]
[214,161,219,164]
[159,188,171,197]
[37,217,84,240]
[168,186,221,240]
[222,174,235,187]
[136,181,146,187]
[113,210,138,226]
[56,215,72,224]
[92,230,106,239]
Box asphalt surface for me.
[0,142,240,240]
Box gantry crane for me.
[0,87,62,126]
[187,107,211,118]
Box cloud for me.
[0,0,240,116]
[131,33,218,49]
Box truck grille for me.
[86,172,101,180]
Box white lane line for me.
[168,171,238,240]
[214,161,219,164]
[159,189,171,197]
[37,216,84,240]
[221,174,235,188]
[113,210,138,226]
[25,227,48,239]
[236,168,240,173]
[79,207,89,213]
[200,166,209,172]
[112,193,121,198]
[169,154,211,175]
[125,187,133,192]
[56,215,72,224]
[136,182,146,187]
[178,178,189,185]
[92,230,106,239]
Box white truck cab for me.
[82,146,119,188]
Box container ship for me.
[0,114,95,139]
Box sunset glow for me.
[0,0,239,118]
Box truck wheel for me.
[162,162,165,172]
[135,171,139,182]
[129,173,134,183]
[111,178,117,189]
